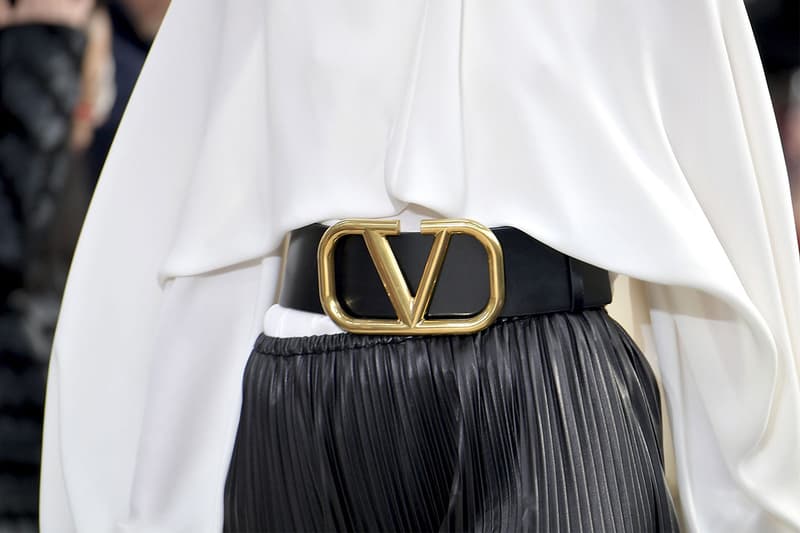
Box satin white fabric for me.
[40,0,800,532]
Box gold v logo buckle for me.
[317,218,505,335]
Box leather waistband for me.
[278,223,612,322]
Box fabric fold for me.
[224,311,679,532]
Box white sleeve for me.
[643,1,800,531]
[118,260,280,533]
[38,1,246,530]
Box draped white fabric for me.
[40,0,800,531]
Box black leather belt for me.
[279,222,612,330]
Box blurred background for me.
[0,0,796,531]
[0,0,168,530]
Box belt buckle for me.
[317,218,505,335]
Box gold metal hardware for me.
[317,218,505,335]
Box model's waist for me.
[278,219,612,336]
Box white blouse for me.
[40,0,800,532]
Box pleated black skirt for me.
[223,310,680,532]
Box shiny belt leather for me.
[279,219,612,335]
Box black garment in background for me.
[0,24,85,530]
[746,0,800,75]
[225,310,680,532]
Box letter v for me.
[362,229,452,327]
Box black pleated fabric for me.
[224,310,680,532]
